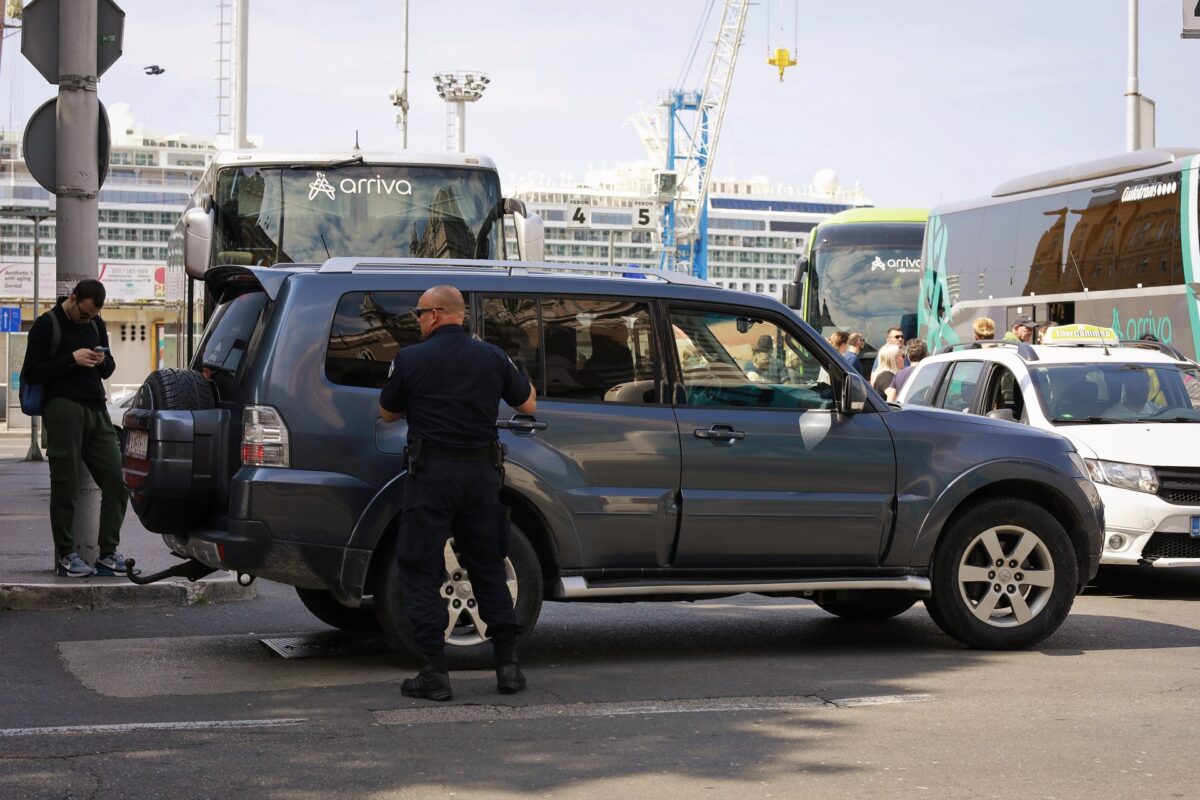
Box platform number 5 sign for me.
[633,202,655,228]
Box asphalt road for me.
[0,567,1197,800]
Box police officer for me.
[379,285,537,702]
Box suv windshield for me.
[1030,362,1200,423]
[212,164,503,266]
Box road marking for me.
[374,693,932,726]
[0,718,307,737]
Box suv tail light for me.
[242,405,290,467]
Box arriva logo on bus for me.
[870,256,923,273]
[307,171,413,201]
[1111,307,1173,343]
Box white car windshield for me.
[1029,362,1200,424]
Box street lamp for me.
[432,71,490,152]
[0,204,54,461]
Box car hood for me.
[1055,423,1200,466]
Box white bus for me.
[167,149,544,361]
[918,148,1200,359]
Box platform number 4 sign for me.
[1184,1,1200,38]
[567,200,591,228]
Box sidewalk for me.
[0,434,256,611]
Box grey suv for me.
[122,259,1103,653]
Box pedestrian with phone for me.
[20,279,130,578]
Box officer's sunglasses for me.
[411,306,444,318]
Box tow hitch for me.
[123,557,218,585]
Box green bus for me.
[785,207,928,364]
[919,148,1200,359]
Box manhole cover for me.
[260,632,390,660]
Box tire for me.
[295,587,381,633]
[136,368,217,412]
[814,592,919,620]
[375,521,544,667]
[130,369,218,533]
[925,498,1079,650]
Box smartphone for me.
[93,346,110,354]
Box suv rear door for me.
[666,304,896,567]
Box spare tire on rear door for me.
[128,368,219,533]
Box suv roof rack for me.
[1117,339,1190,361]
[315,256,715,287]
[940,340,1039,362]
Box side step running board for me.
[555,575,931,599]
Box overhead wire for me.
[675,0,717,90]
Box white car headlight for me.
[1084,458,1159,494]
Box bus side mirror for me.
[505,198,544,262]
[183,205,214,279]
[782,283,799,308]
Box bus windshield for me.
[806,222,924,354]
[212,164,504,266]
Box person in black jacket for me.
[21,279,129,578]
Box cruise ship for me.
[508,162,871,298]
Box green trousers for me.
[43,397,128,560]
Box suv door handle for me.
[693,424,746,446]
[496,415,548,437]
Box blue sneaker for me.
[94,551,139,577]
[56,552,94,578]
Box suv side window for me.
[934,360,985,412]
[668,306,833,409]
[325,290,470,389]
[539,297,660,403]
[480,296,542,391]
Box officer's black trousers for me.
[399,459,521,655]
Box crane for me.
[657,0,750,278]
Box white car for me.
[107,389,137,447]
[898,326,1200,568]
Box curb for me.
[0,572,257,612]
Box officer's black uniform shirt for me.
[22,301,115,408]
[380,325,532,448]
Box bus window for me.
[1114,173,1182,290]
[978,202,1019,300]
[938,209,983,305]
[1015,195,1067,297]
[1065,184,1120,292]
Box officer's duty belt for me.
[424,444,497,462]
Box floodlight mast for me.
[433,71,490,152]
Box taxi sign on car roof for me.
[1041,324,1120,346]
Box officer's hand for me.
[72,348,103,367]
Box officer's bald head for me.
[422,286,465,315]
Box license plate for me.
[126,430,148,460]
[1192,516,1200,540]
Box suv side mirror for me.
[183,204,214,279]
[505,198,545,262]
[839,372,871,414]
[986,409,1016,423]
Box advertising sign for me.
[0,261,164,302]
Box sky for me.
[2,1,1199,208]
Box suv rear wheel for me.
[374,522,544,666]
[295,587,380,633]
[925,498,1077,649]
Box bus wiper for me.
[1051,416,1123,424]
[288,154,364,170]
[1136,415,1200,423]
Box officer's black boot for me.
[493,637,527,694]
[401,650,452,701]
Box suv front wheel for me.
[374,522,544,666]
[925,498,1078,650]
